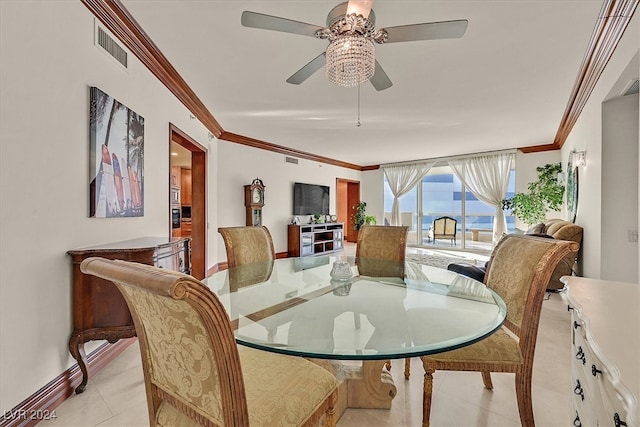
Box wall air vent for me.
[622,78,639,96]
[285,156,299,164]
[95,24,128,68]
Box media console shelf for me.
[288,223,344,257]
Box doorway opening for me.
[336,178,360,243]
[170,124,207,279]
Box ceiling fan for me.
[241,0,468,91]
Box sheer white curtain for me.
[383,162,435,226]
[449,152,514,245]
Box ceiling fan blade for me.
[241,11,325,37]
[286,52,327,85]
[370,60,392,91]
[346,0,374,18]
[379,20,468,43]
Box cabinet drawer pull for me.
[573,320,582,330]
[614,413,627,427]
[573,380,584,401]
[573,411,582,427]
[567,305,574,311]
[591,364,602,377]
[575,346,586,365]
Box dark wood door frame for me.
[336,178,360,243]
[170,124,207,279]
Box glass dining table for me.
[203,255,506,415]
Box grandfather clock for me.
[244,178,265,226]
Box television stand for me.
[288,223,344,257]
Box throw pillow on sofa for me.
[525,222,546,235]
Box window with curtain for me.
[382,154,515,250]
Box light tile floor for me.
[45,244,572,427]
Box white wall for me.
[215,141,361,257]
[360,169,385,224]
[601,94,639,282]
[0,2,210,410]
[562,15,639,280]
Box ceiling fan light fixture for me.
[326,35,375,87]
[346,0,373,19]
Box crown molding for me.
[81,0,368,171]
[219,131,364,171]
[83,0,637,164]
[82,0,224,138]
[520,0,638,152]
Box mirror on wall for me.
[566,155,578,223]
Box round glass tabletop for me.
[203,255,506,360]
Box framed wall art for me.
[89,87,144,217]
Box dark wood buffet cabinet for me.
[67,237,191,393]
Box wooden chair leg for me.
[422,366,435,427]
[515,371,535,427]
[404,357,411,379]
[481,370,493,389]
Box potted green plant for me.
[353,201,377,231]
[501,162,565,226]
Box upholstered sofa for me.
[540,219,583,290]
[448,219,583,291]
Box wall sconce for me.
[571,150,587,167]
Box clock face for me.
[252,188,262,204]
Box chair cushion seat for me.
[239,346,338,426]
[157,347,338,426]
[425,328,523,365]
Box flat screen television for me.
[293,182,330,215]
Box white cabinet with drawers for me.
[561,276,639,427]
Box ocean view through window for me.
[383,164,515,250]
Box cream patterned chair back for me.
[80,257,338,427]
[356,225,408,278]
[218,226,275,289]
[218,226,275,267]
[484,234,576,343]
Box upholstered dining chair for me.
[218,226,275,289]
[355,225,409,278]
[218,225,275,267]
[80,257,339,427]
[418,234,578,427]
[355,225,409,372]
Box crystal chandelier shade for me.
[325,35,375,87]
